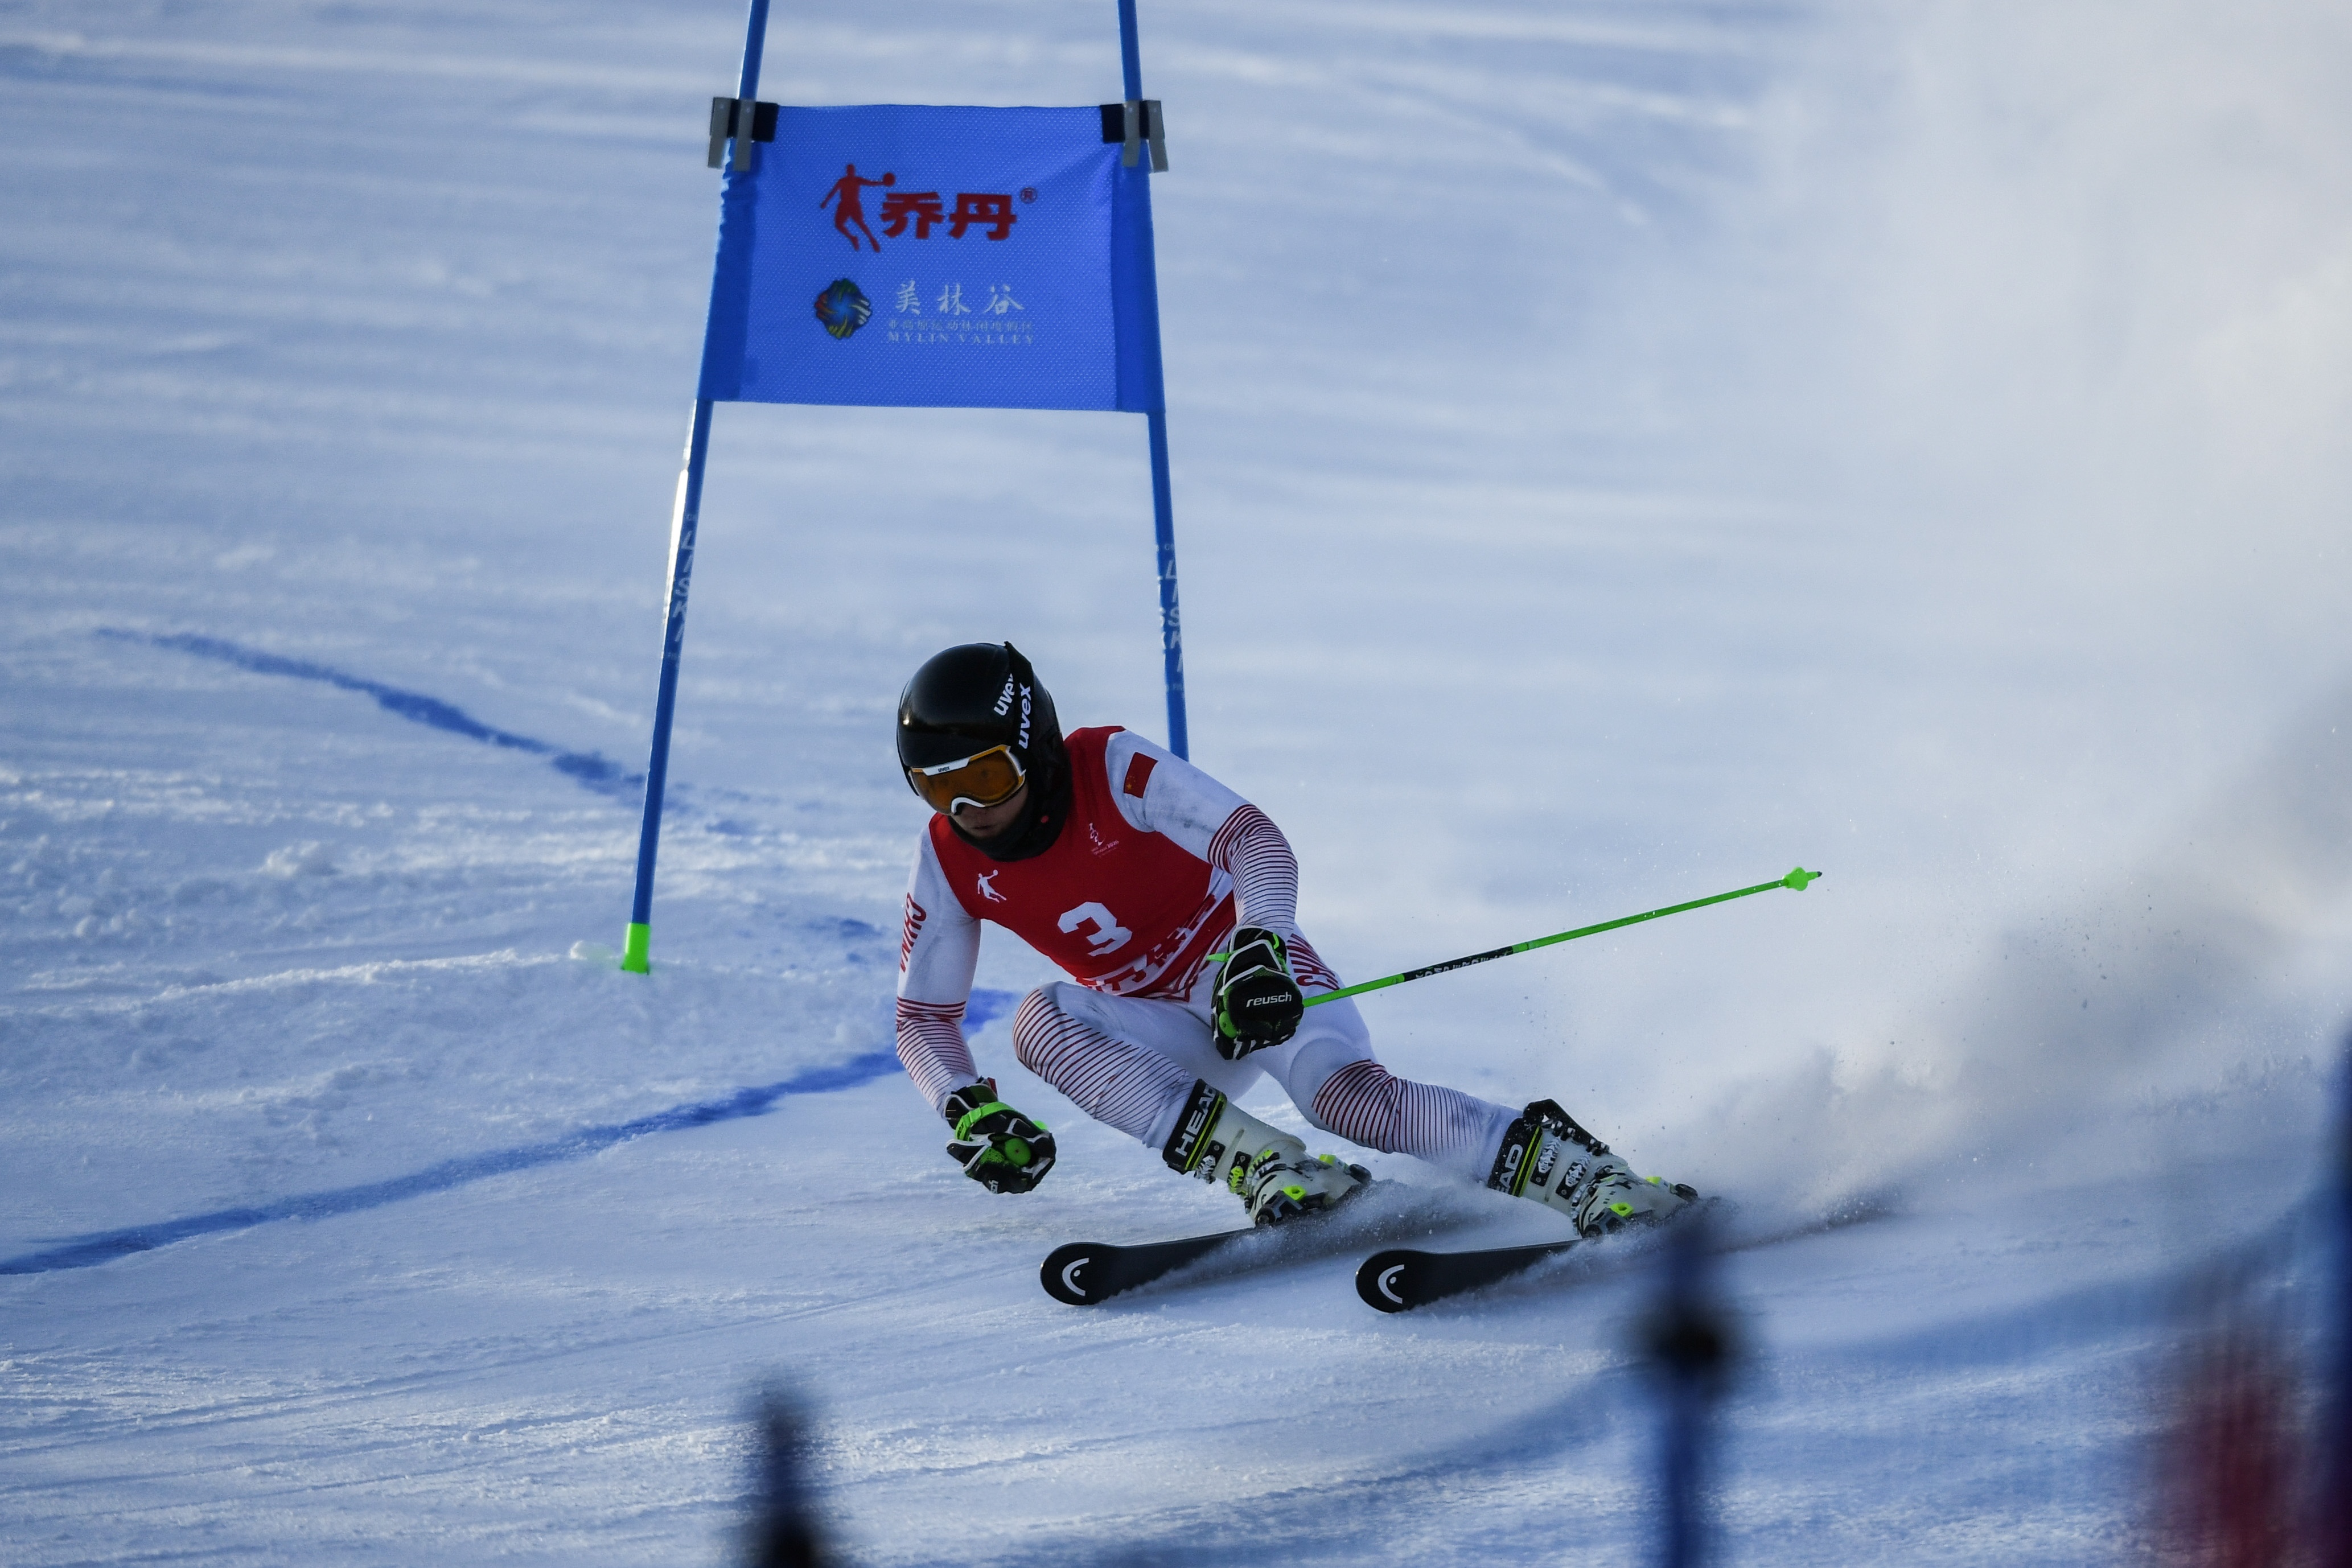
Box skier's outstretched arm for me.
[895,837,981,1112]
[896,834,1059,1194]
[1207,805,1298,939]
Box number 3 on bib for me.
[1056,902,1132,955]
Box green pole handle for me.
[1296,866,1821,1009]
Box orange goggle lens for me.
[907,744,1026,813]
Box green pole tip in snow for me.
[621,921,651,974]
[1782,866,1820,890]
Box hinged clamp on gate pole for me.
[707,96,779,170]
[1096,99,1168,171]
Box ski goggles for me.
[906,744,1026,814]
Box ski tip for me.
[1782,866,1820,891]
[1041,1242,1110,1306]
[1355,1249,1425,1314]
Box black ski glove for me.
[943,1079,1056,1194]
[1213,925,1305,1059]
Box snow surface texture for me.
[4,0,2349,1561]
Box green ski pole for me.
[1298,866,1821,1009]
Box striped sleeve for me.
[1207,803,1299,937]
[897,997,978,1114]
[895,833,984,1114]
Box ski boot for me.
[1488,1099,1696,1238]
[1162,1079,1368,1226]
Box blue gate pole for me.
[622,0,773,974]
[1119,0,1190,760]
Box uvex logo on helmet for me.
[988,676,1033,749]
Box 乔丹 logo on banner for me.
[813,162,1037,344]
[820,163,1025,251]
[702,104,1143,410]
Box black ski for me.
[1041,1229,1251,1306]
[1356,1238,1577,1311]
[1042,1176,1452,1306]
[1355,1196,1895,1312]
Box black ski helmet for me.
[897,642,1071,862]
[897,641,1063,787]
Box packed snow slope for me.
[5,0,2350,1562]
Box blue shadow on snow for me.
[98,629,644,801]
[3,986,1021,1277]
[3,1051,900,1275]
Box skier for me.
[892,641,1697,1233]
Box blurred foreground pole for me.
[747,1388,830,1568]
[2154,1034,2349,1565]
[2327,1035,2351,1566]
[1646,1212,1734,1568]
